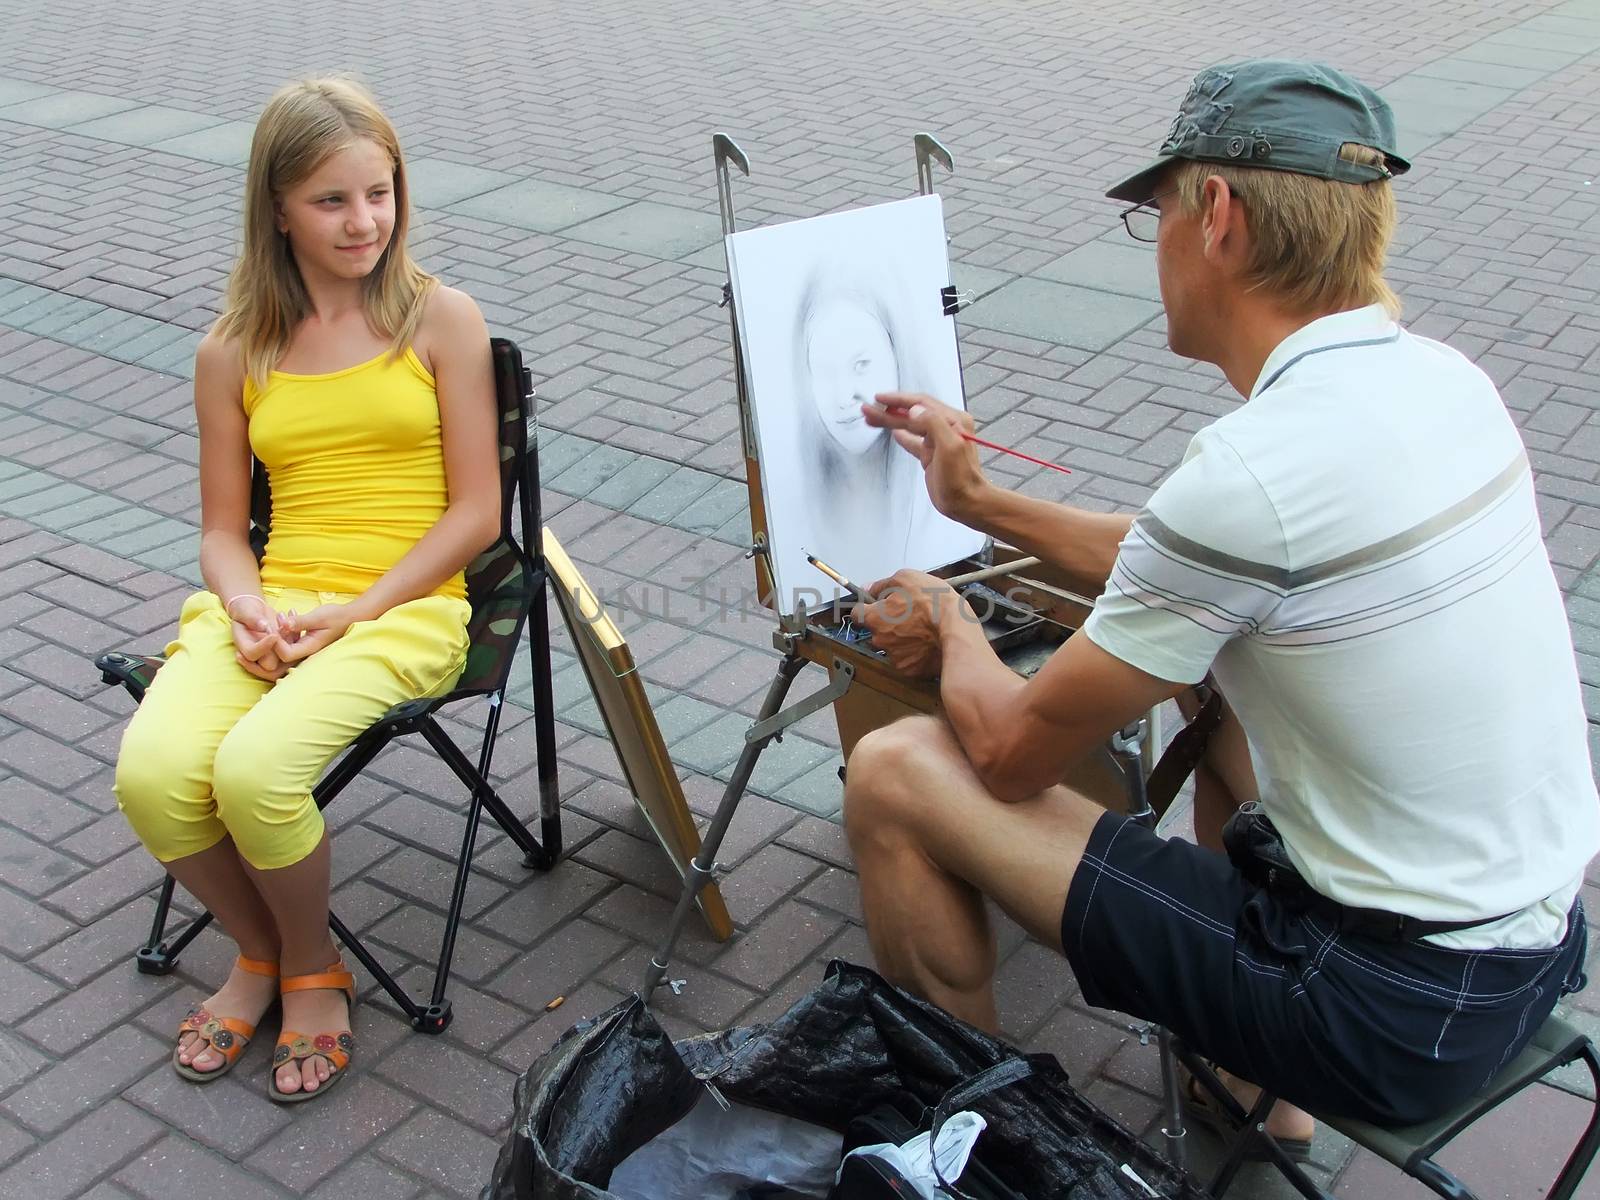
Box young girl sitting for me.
[113,77,501,1103]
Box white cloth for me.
[1085,305,1600,949]
[838,1111,987,1200]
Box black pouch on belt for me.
[1221,801,1314,901]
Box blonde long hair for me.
[218,77,436,390]
[1173,143,1400,318]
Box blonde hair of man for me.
[218,77,436,389]
[1171,142,1400,318]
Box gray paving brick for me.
[962,277,1163,352]
[774,755,847,818]
[451,177,629,233]
[586,453,676,509]
[244,1075,418,1192]
[306,1158,427,1200]
[31,491,125,533]
[0,1112,35,1171]
[671,476,748,536]
[0,1098,163,1200]
[1037,240,1162,303]
[376,1109,501,1199]
[629,463,719,524]
[560,201,723,261]
[372,1035,520,1134]
[98,517,194,557]
[117,1133,289,1200]
[406,157,513,209]
[65,104,225,146]
[2,1024,167,1136]
[0,78,52,107]
[545,442,637,496]
[148,120,256,165]
[0,90,139,128]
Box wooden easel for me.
[638,133,1157,998]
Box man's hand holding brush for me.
[862,393,994,525]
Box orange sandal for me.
[172,955,279,1083]
[268,960,356,1104]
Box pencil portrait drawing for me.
[726,194,985,613]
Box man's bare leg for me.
[1175,688,1314,1142]
[843,714,1105,1033]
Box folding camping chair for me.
[94,337,561,1034]
[1125,696,1600,1200]
[1176,1014,1600,1199]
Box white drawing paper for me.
[725,193,985,615]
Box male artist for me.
[844,59,1598,1143]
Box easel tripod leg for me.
[640,652,807,997]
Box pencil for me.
[881,402,1072,475]
[805,553,878,603]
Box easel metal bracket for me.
[915,132,954,196]
[714,132,750,236]
[744,658,854,744]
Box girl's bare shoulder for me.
[419,283,484,331]
[194,322,246,390]
[415,284,489,371]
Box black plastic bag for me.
[484,960,1207,1200]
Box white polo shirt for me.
[1084,305,1600,949]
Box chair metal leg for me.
[1173,1046,1330,1200]
[1155,1025,1188,1169]
[420,713,551,868]
[135,874,213,975]
[1549,1041,1600,1200]
[529,570,562,862]
[328,910,447,1033]
[1408,1160,1479,1200]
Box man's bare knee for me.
[844,715,961,836]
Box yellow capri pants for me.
[114,586,471,870]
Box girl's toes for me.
[277,1065,301,1094]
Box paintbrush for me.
[880,401,1072,475]
[805,553,878,603]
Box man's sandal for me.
[172,955,279,1083]
[1178,1059,1314,1164]
[268,961,356,1104]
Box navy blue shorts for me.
[1060,812,1589,1125]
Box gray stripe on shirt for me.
[1136,451,1530,592]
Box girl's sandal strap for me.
[280,964,355,999]
[235,955,279,978]
[272,1029,355,1074]
[175,1008,255,1063]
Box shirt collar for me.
[1249,304,1398,400]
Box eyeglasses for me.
[1120,188,1177,243]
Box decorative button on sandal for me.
[172,955,279,1083]
[268,960,356,1104]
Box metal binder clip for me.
[940,285,975,316]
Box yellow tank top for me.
[243,347,467,601]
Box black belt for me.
[1224,802,1517,944]
[1296,893,1518,944]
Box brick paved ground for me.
[1,0,1599,1196]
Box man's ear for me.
[1199,175,1243,263]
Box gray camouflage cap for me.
[1106,59,1410,204]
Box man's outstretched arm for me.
[864,393,1133,594]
